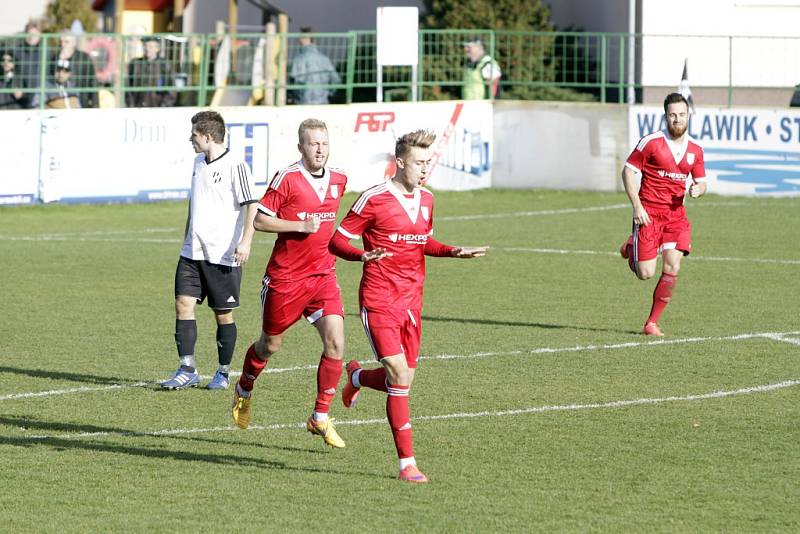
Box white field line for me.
[436,200,766,222]
[2,330,798,403]
[438,203,630,221]
[0,200,760,242]
[504,247,800,266]
[24,379,800,441]
[762,333,800,346]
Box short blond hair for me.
[395,129,436,159]
[298,118,327,143]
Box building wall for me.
[0,0,52,35]
[546,0,631,33]
[182,0,427,34]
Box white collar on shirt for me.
[388,179,421,223]
[298,160,330,203]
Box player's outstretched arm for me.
[451,246,489,258]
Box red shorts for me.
[360,306,421,368]
[632,206,692,262]
[260,273,344,336]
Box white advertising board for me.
[0,101,492,205]
[629,105,800,196]
[0,110,40,205]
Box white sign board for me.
[0,110,39,205]
[0,101,493,205]
[629,105,800,196]
[376,7,419,66]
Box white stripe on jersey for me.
[236,163,253,202]
[337,226,360,239]
[353,182,389,214]
[269,163,300,190]
[635,130,665,152]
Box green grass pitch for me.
[0,189,798,532]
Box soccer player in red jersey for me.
[231,118,350,448]
[620,93,707,336]
[329,129,488,483]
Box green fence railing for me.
[0,30,798,110]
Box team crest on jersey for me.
[687,153,695,165]
[330,185,339,199]
[212,171,222,183]
[421,206,429,221]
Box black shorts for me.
[175,256,242,310]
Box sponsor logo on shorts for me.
[388,233,428,244]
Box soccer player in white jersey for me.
[161,111,258,390]
[329,129,488,482]
[231,118,351,449]
[620,93,707,336]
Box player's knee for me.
[174,297,195,319]
[257,335,281,358]
[636,269,654,280]
[323,335,344,359]
[387,366,411,386]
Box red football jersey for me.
[337,181,435,310]
[259,161,347,282]
[626,130,706,209]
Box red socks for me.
[647,272,677,324]
[387,384,413,459]
[238,344,267,392]
[314,355,343,414]
[358,367,389,392]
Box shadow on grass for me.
[0,365,129,386]
[0,415,133,436]
[346,311,633,334]
[420,314,636,335]
[0,415,385,477]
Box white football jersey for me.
[180,150,256,266]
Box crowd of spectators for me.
[0,19,352,110]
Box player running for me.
[329,129,488,483]
[620,92,707,336]
[231,118,349,448]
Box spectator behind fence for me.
[0,51,29,109]
[44,58,81,109]
[126,37,177,108]
[16,20,43,104]
[462,38,501,100]
[290,27,340,105]
[49,30,97,108]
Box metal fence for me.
[1,30,798,110]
